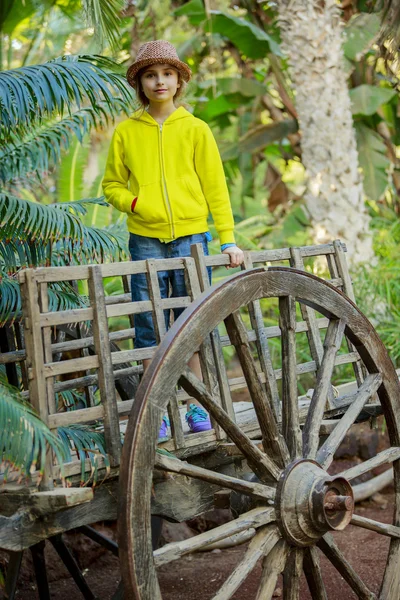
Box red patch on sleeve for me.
[131,197,138,212]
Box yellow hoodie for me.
[102,107,235,245]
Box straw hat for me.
[126,40,192,87]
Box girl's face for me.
[140,63,180,105]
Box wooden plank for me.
[289,247,336,409]
[340,447,400,481]
[243,251,281,421]
[225,310,289,467]
[39,282,56,415]
[87,265,120,466]
[212,525,280,600]
[180,370,281,482]
[255,540,290,600]
[147,259,185,449]
[279,295,302,460]
[154,507,276,566]
[303,547,328,600]
[20,270,54,491]
[154,453,275,500]
[303,318,346,459]
[318,534,376,599]
[0,488,94,516]
[316,373,382,469]
[283,547,303,600]
[191,243,236,423]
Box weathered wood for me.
[0,488,93,516]
[50,534,97,600]
[318,534,377,599]
[154,453,275,500]
[289,247,336,408]
[317,373,382,469]
[225,310,289,466]
[351,514,400,539]
[4,550,23,600]
[87,265,120,466]
[279,295,302,460]
[340,447,400,481]
[154,506,275,566]
[243,251,281,421]
[353,469,394,503]
[212,525,280,600]
[180,370,281,482]
[0,481,119,551]
[255,539,289,600]
[146,259,186,449]
[303,318,346,459]
[283,547,303,600]
[303,546,328,600]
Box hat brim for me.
[126,58,192,87]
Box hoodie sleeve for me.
[102,129,134,213]
[194,123,235,246]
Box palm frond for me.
[380,0,400,47]
[0,54,133,132]
[0,377,67,482]
[1,101,129,184]
[57,425,111,485]
[81,0,127,51]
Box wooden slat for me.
[147,259,185,449]
[20,270,54,490]
[316,373,382,469]
[224,310,289,467]
[243,251,281,421]
[339,447,400,481]
[289,247,336,409]
[279,295,302,460]
[87,265,121,466]
[303,318,346,459]
[303,547,328,600]
[255,540,289,600]
[283,547,303,600]
[350,514,400,539]
[191,243,236,422]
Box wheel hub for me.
[276,459,354,547]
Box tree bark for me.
[277,0,373,263]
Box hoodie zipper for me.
[159,124,175,239]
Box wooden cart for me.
[1,240,399,599]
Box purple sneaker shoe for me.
[185,404,212,433]
[158,415,170,442]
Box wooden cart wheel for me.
[119,267,400,600]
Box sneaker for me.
[158,416,170,442]
[185,404,212,433]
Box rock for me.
[159,521,196,545]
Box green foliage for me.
[0,376,67,482]
[81,0,126,50]
[343,12,381,62]
[57,424,111,485]
[355,123,391,201]
[350,84,397,116]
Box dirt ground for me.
[0,484,393,600]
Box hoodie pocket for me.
[134,182,168,224]
[184,177,207,208]
[168,178,208,222]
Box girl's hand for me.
[222,245,245,269]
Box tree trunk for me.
[277,0,373,263]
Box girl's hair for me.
[132,64,187,111]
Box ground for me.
[0,484,393,599]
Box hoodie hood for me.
[129,106,193,125]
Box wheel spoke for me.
[279,296,302,460]
[283,547,303,600]
[154,453,276,500]
[303,318,346,459]
[316,373,382,469]
[339,447,400,481]
[255,539,289,600]
[351,514,400,539]
[303,547,328,600]
[318,534,377,599]
[212,525,280,600]
[224,310,290,467]
[179,369,282,482]
[154,506,276,567]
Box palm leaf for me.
[1,101,129,184]
[57,425,111,485]
[0,54,132,132]
[379,0,400,50]
[0,377,67,482]
[81,0,126,51]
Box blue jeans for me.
[129,232,212,348]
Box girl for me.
[102,40,244,436]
